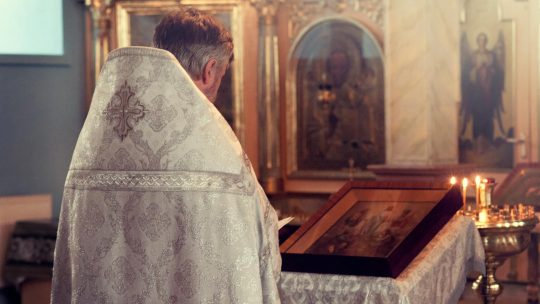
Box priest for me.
[51,8,281,303]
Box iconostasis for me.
[85,0,540,194]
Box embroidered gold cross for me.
[104,81,147,141]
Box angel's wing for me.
[460,32,473,135]
[493,31,505,100]
[493,31,505,73]
[492,31,506,133]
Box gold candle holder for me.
[475,176,482,210]
[480,182,486,209]
[483,178,495,208]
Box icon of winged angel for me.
[460,31,506,144]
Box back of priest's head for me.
[153,8,234,81]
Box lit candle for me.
[475,175,481,210]
[450,176,457,186]
[462,178,468,211]
[479,209,488,222]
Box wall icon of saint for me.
[292,19,385,172]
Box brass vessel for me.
[472,216,538,304]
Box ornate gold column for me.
[250,0,282,193]
[85,0,114,108]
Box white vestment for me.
[51,47,281,303]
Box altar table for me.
[278,216,485,304]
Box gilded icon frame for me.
[284,15,386,182]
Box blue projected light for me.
[0,0,64,56]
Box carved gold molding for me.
[250,0,283,192]
[85,0,114,86]
[286,0,384,39]
[250,0,283,24]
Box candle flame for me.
[475,175,481,185]
[450,176,457,185]
[462,178,469,187]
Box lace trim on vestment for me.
[66,169,255,194]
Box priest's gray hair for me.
[153,8,234,80]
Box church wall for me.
[0,0,86,217]
[426,0,460,164]
[385,0,460,165]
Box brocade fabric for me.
[279,216,484,304]
[51,47,281,304]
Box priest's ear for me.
[196,58,226,102]
[200,58,219,87]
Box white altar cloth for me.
[279,216,485,304]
